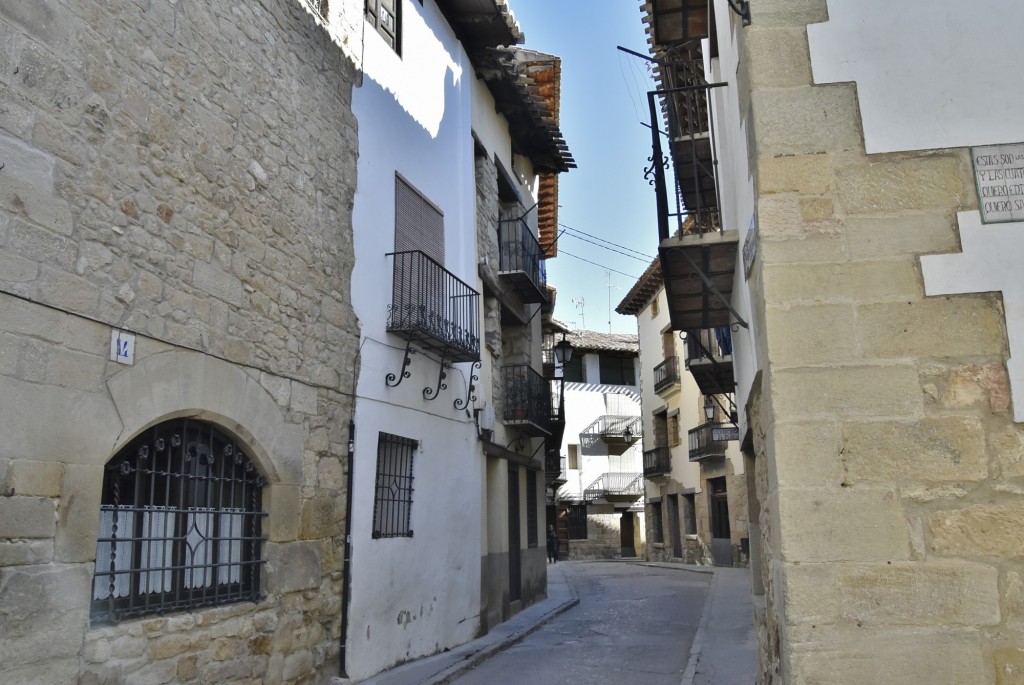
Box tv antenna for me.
[572,297,585,329]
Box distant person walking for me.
[547,525,560,563]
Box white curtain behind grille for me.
[93,505,134,600]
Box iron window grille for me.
[650,501,665,544]
[567,504,588,540]
[91,419,266,625]
[373,432,417,538]
[526,469,538,548]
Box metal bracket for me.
[454,361,481,411]
[726,0,751,26]
[386,338,416,388]
[423,348,449,401]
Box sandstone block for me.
[786,625,984,685]
[290,381,319,415]
[0,175,73,237]
[747,26,813,88]
[994,427,1024,478]
[765,304,857,367]
[267,484,301,542]
[7,217,76,270]
[781,562,840,623]
[0,251,38,284]
[845,213,958,259]
[8,459,62,497]
[300,493,343,540]
[0,496,55,538]
[769,420,844,488]
[994,648,1024,685]
[0,563,92,668]
[0,539,52,566]
[752,84,862,156]
[778,487,911,562]
[265,541,321,594]
[193,258,242,306]
[841,416,988,483]
[759,154,833,195]
[762,259,919,305]
[748,0,828,27]
[37,265,100,316]
[836,156,963,214]
[759,235,849,264]
[771,364,922,419]
[838,561,999,626]
[930,502,1024,560]
[148,633,191,660]
[858,297,1004,360]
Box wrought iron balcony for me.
[583,472,644,502]
[643,445,672,477]
[545,454,567,487]
[498,218,547,304]
[386,250,480,363]
[688,421,737,462]
[503,365,552,436]
[579,415,642,450]
[646,55,748,334]
[684,328,734,397]
[653,356,681,395]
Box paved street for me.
[451,562,710,685]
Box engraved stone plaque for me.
[972,143,1024,223]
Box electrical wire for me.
[559,228,654,264]
[557,250,640,280]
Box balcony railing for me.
[545,454,567,485]
[643,446,671,477]
[498,218,547,303]
[688,422,735,461]
[685,328,732,364]
[387,250,480,363]
[503,365,552,436]
[584,472,644,502]
[579,415,642,450]
[653,356,681,394]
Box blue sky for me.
[511,1,660,335]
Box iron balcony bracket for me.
[726,0,752,26]
[423,348,449,401]
[454,360,481,411]
[668,245,749,329]
[386,337,416,388]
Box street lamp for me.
[554,335,574,423]
[704,396,715,423]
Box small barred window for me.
[373,432,417,538]
[91,419,266,625]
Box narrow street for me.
[451,562,710,685]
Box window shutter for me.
[395,175,444,265]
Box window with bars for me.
[526,470,538,547]
[650,501,664,544]
[91,419,266,625]
[373,432,417,538]
[366,0,400,53]
[567,504,588,540]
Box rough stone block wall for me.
[0,1,359,683]
[569,510,622,560]
[744,0,1019,682]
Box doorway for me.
[619,512,636,557]
[508,465,521,602]
[667,494,683,558]
[707,477,732,566]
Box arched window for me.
[91,419,266,624]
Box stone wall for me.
[744,0,1018,682]
[0,1,359,683]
